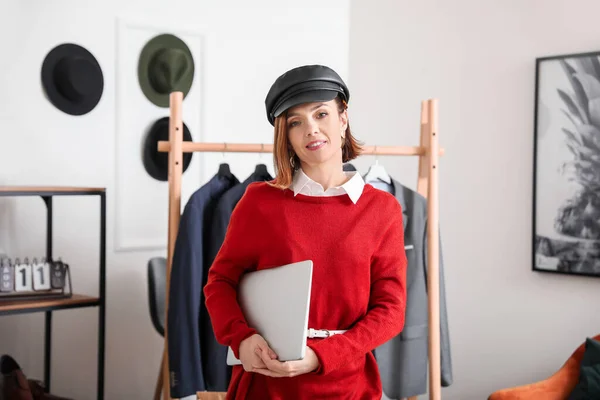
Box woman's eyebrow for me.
[287,103,328,118]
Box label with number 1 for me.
[14,262,33,292]
[33,260,51,291]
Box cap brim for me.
[272,81,343,119]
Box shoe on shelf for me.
[28,378,73,400]
[0,354,33,400]
[0,355,73,400]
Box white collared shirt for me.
[291,168,365,204]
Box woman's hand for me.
[252,346,320,378]
[238,334,278,372]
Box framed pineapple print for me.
[533,50,600,277]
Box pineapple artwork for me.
[533,51,600,277]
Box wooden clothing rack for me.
[156,91,445,400]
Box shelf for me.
[0,294,100,315]
[1,182,107,398]
[0,186,105,197]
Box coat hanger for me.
[253,144,272,179]
[342,162,357,172]
[217,143,233,179]
[217,163,232,177]
[363,146,391,184]
[254,163,268,174]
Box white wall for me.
[4,1,600,399]
[349,0,600,399]
[0,1,349,399]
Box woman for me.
[203,65,407,399]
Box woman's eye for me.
[317,112,328,118]
[288,121,300,128]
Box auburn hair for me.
[267,96,364,191]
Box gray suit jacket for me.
[371,178,453,398]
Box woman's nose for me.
[305,119,319,136]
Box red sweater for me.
[204,181,407,399]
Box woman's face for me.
[285,99,348,169]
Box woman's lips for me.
[306,140,327,150]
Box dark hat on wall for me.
[41,43,104,116]
[264,65,349,126]
[142,117,193,181]
[138,34,195,108]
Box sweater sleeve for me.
[203,185,260,359]
[308,203,407,375]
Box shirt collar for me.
[292,168,365,204]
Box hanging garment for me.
[370,178,453,399]
[201,165,273,392]
[203,181,407,399]
[365,176,394,194]
[342,162,357,172]
[167,171,239,398]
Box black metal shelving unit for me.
[0,186,106,400]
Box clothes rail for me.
[157,142,445,157]
[156,91,444,400]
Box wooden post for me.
[154,352,163,400]
[427,99,441,400]
[162,91,184,400]
[414,99,441,400]
[417,100,431,197]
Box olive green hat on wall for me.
[138,33,195,107]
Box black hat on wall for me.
[264,64,349,126]
[41,43,104,116]
[142,117,194,181]
[138,34,195,108]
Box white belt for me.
[307,328,347,338]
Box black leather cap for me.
[265,65,349,126]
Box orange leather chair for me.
[488,334,600,400]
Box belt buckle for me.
[323,329,331,338]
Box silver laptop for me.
[226,260,313,366]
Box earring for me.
[290,155,295,168]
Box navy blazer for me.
[201,164,273,391]
[167,171,239,398]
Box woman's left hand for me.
[252,346,320,378]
